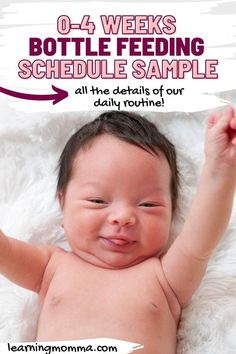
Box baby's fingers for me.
[229,116,236,130]
[207,111,221,129]
[208,107,234,132]
[226,110,236,144]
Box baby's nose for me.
[107,207,136,226]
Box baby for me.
[1,109,236,353]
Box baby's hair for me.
[57,111,180,212]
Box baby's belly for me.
[36,256,179,354]
[37,289,176,354]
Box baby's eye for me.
[139,202,159,207]
[88,199,107,204]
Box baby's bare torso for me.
[37,249,180,354]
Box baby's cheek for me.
[154,217,171,245]
[156,228,169,247]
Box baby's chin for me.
[72,249,153,270]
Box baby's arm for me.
[162,107,236,306]
[0,229,55,293]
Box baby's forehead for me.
[72,133,161,162]
[70,134,171,177]
[74,133,166,155]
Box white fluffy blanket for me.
[0,94,236,353]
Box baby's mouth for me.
[99,236,136,250]
[106,238,130,246]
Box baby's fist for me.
[205,107,236,169]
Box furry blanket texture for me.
[0,93,236,354]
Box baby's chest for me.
[42,259,170,320]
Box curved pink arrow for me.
[0,85,68,105]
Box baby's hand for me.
[205,107,236,173]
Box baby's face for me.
[59,134,172,269]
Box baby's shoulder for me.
[136,255,164,275]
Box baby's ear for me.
[57,191,64,209]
